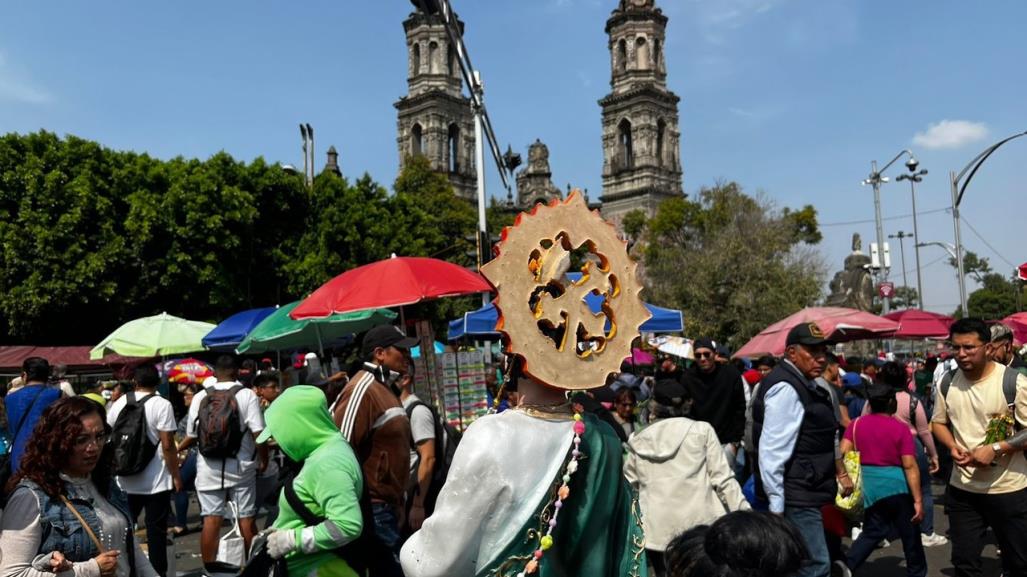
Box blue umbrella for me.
[448,301,683,340]
[411,341,446,358]
[202,307,277,350]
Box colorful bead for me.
[526,559,539,574]
[555,500,563,509]
[573,413,582,422]
[534,549,544,559]
[572,449,580,458]
[573,421,586,435]
[566,460,578,474]
[558,485,571,500]
[541,535,554,550]
[548,518,558,529]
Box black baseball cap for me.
[693,338,716,352]
[361,325,419,357]
[785,322,833,347]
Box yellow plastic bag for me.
[835,449,863,520]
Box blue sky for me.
[2,1,1024,315]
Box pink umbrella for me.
[1001,313,1027,346]
[883,309,954,339]
[734,307,898,358]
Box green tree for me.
[283,171,395,297]
[641,182,826,348]
[890,286,920,310]
[950,250,992,283]
[965,273,1023,319]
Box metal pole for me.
[473,70,489,307]
[871,160,890,314]
[950,170,968,316]
[909,179,925,309]
[890,232,909,291]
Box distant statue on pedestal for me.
[825,233,875,311]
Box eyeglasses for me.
[73,432,109,448]
[950,344,984,354]
[696,351,714,359]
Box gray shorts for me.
[198,482,257,518]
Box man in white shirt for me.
[398,368,436,532]
[106,364,182,577]
[178,355,266,572]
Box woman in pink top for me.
[865,362,947,546]
[842,382,926,577]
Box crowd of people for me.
[0,315,1025,577]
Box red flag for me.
[1018,262,1027,281]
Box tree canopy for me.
[637,182,826,348]
[0,131,485,344]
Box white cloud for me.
[912,120,989,150]
[688,0,782,44]
[0,50,54,104]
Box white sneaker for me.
[850,526,862,541]
[832,560,853,577]
[921,532,949,547]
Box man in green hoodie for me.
[257,385,364,577]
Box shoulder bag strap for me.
[59,495,105,553]
[1002,366,1018,409]
[283,472,325,526]
[850,414,858,451]
[12,388,46,440]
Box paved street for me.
[161,480,1001,577]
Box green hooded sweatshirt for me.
[260,385,364,577]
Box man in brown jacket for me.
[332,324,415,577]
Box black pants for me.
[128,491,172,577]
[846,494,926,577]
[946,485,1027,577]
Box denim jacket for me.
[17,478,132,563]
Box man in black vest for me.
[752,322,854,577]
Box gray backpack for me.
[938,366,1020,419]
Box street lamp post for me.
[863,149,918,315]
[949,130,1027,317]
[897,162,928,309]
[888,231,911,297]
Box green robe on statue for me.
[400,410,647,577]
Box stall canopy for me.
[0,346,135,372]
[448,300,684,340]
[202,307,277,350]
[883,309,954,339]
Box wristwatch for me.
[992,442,1004,455]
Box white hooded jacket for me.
[624,416,750,551]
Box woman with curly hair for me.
[0,396,158,577]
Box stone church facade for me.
[396,0,684,222]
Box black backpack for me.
[405,400,462,515]
[196,385,246,459]
[111,392,158,476]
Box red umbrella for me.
[291,256,492,319]
[734,307,898,358]
[883,309,954,339]
[1002,313,1027,346]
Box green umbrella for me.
[235,301,397,355]
[90,312,217,360]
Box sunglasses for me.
[696,351,714,359]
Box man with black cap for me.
[751,323,853,577]
[687,338,747,474]
[331,324,416,577]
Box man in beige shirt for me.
[932,317,1027,577]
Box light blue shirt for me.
[758,380,804,513]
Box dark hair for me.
[861,357,878,369]
[215,354,238,373]
[134,364,160,389]
[949,317,991,344]
[756,356,776,369]
[876,361,907,389]
[666,510,807,577]
[253,372,280,389]
[867,384,898,415]
[615,388,637,404]
[22,357,51,382]
[8,397,113,498]
[824,351,839,365]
